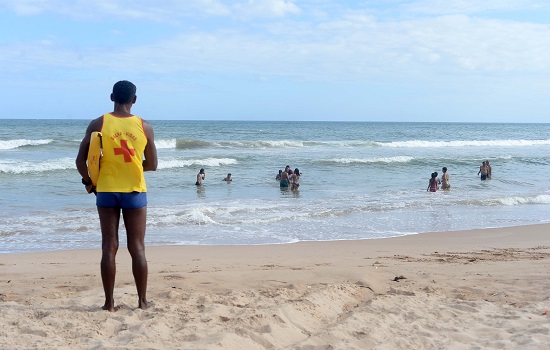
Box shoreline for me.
[4,222,550,256]
[2,224,550,349]
[3,221,549,256]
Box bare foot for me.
[138,299,148,310]
[102,304,115,312]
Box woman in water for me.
[441,167,450,190]
[427,172,438,192]
[290,168,301,191]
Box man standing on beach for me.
[75,80,158,312]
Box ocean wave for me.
[173,139,307,149]
[228,140,305,148]
[146,138,550,150]
[155,139,176,149]
[165,139,382,150]
[158,157,237,169]
[149,202,300,227]
[456,194,550,207]
[176,139,212,149]
[377,139,550,148]
[322,156,415,164]
[0,157,75,174]
[0,156,238,173]
[494,194,550,206]
[0,139,53,150]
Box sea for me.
[1,119,550,254]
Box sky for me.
[0,0,549,122]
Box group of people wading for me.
[427,167,450,192]
[427,160,493,192]
[276,165,301,191]
[478,160,492,181]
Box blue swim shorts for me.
[96,192,147,209]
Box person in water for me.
[291,168,301,190]
[196,168,205,186]
[478,161,488,180]
[441,167,450,190]
[427,172,438,192]
[223,173,232,182]
[280,168,290,188]
[434,172,441,189]
[75,80,158,312]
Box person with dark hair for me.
[196,168,205,186]
[112,80,137,103]
[223,173,232,182]
[478,161,488,180]
[291,168,301,190]
[441,167,450,190]
[427,172,438,192]
[280,168,290,188]
[76,80,158,312]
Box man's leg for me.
[98,206,121,312]
[122,206,148,309]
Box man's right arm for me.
[75,117,102,192]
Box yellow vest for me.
[96,113,148,192]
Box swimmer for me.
[441,167,450,190]
[478,161,487,180]
[196,168,205,186]
[291,168,301,190]
[280,168,290,188]
[427,172,438,192]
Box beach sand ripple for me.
[1,225,550,349]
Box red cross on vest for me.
[114,139,136,162]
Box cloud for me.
[2,0,49,15]
[2,12,548,83]
[232,0,301,18]
[0,0,549,85]
[0,0,301,20]
[400,0,548,16]
[0,0,231,20]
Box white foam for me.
[188,207,219,225]
[0,157,75,174]
[0,139,53,150]
[328,156,414,164]
[378,139,550,148]
[157,157,237,169]
[148,201,293,228]
[216,140,303,148]
[155,138,177,149]
[496,194,550,206]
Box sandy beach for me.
[1,224,550,349]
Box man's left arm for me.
[142,121,158,172]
